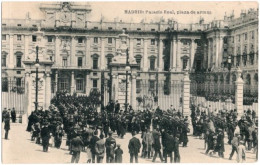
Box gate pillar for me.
[182,71,191,116]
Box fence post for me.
[182,71,191,116]
[235,68,244,116]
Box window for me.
[224,37,228,44]
[78,57,82,67]
[93,58,98,69]
[183,58,188,70]
[150,58,155,70]
[58,76,70,91]
[94,37,98,43]
[78,37,83,44]
[108,38,112,44]
[62,57,67,67]
[17,35,21,41]
[32,35,37,42]
[94,27,98,30]
[252,31,254,39]
[17,24,21,27]
[123,28,127,31]
[16,56,22,67]
[47,36,53,42]
[32,24,37,28]
[16,78,22,87]
[107,57,113,68]
[76,75,84,92]
[2,24,6,26]
[136,58,141,70]
[2,35,6,40]
[108,27,113,30]
[149,80,155,91]
[93,79,98,88]
[2,55,6,67]
[151,39,155,45]
[137,39,141,46]
[245,33,247,40]
[137,28,141,31]
[232,36,234,43]
[2,78,8,92]
[238,35,240,42]
[151,29,155,31]
[136,80,141,93]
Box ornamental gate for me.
[1,77,26,114]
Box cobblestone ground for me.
[2,123,258,163]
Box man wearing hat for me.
[105,131,116,163]
[41,122,50,152]
[71,133,84,163]
[229,133,240,160]
[128,131,141,163]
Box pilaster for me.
[45,72,51,110]
[71,71,75,94]
[182,71,191,116]
[9,34,14,68]
[158,39,164,71]
[235,68,244,115]
[131,73,137,110]
[143,39,148,71]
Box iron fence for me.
[1,77,26,114]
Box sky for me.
[1,1,259,24]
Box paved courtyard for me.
[2,123,257,163]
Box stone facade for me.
[1,2,258,108]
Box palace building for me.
[1,2,258,111]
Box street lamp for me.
[34,46,40,111]
[125,48,130,112]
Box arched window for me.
[58,73,70,92]
[76,74,84,92]
[15,51,23,68]
[246,74,251,85]
[91,54,99,69]
[135,55,142,70]
[76,51,84,67]
[149,55,156,71]
[226,73,230,84]
[181,55,189,70]
[47,50,54,61]
[254,73,258,84]
[232,74,236,82]
[2,51,8,67]
[2,77,8,92]
[106,54,114,68]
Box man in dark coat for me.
[4,113,10,139]
[164,132,174,163]
[41,122,50,152]
[90,130,100,163]
[128,131,141,163]
[105,131,117,163]
[173,134,181,163]
[71,133,84,163]
[115,101,120,114]
[152,128,163,162]
[11,108,16,123]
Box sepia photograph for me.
[1,1,259,163]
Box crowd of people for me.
[25,92,189,163]
[2,92,258,163]
[191,104,258,162]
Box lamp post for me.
[125,48,130,112]
[34,46,40,111]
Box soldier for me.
[4,112,10,140]
[105,131,116,163]
[152,128,163,162]
[11,108,16,123]
[128,131,141,163]
[229,133,240,160]
[41,122,50,152]
[71,133,84,163]
[173,134,181,163]
[90,130,100,163]
[54,122,63,149]
[95,134,105,163]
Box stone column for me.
[86,37,91,69]
[9,34,14,68]
[55,71,58,93]
[131,73,137,110]
[158,39,164,71]
[176,39,181,71]
[129,38,134,60]
[172,39,177,70]
[218,36,224,67]
[55,36,61,66]
[143,39,148,71]
[182,71,191,116]
[86,73,91,95]
[71,71,75,94]
[23,71,31,124]
[235,68,244,115]
[101,38,106,69]
[208,39,211,68]
[71,36,76,67]
[45,72,51,109]
[112,73,118,101]
[190,39,196,70]
[24,34,29,59]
